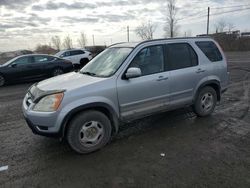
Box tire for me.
[52,68,64,77]
[80,58,89,67]
[66,110,112,154]
[0,74,5,87]
[193,86,217,117]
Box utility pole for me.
[207,7,210,35]
[127,26,130,42]
[92,35,95,46]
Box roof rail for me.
[137,36,212,46]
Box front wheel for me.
[66,110,112,154]
[0,74,5,87]
[193,86,217,117]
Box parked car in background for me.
[23,37,229,154]
[0,54,73,86]
[55,49,93,69]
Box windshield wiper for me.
[80,71,96,76]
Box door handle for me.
[156,76,168,81]
[196,68,206,73]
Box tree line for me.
[35,31,87,53]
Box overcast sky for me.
[0,0,250,52]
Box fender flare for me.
[194,80,221,102]
[60,102,119,138]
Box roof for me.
[109,37,212,48]
[57,48,86,53]
[15,54,58,58]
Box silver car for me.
[23,37,229,154]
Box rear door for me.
[117,45,171,121]
[32,55,55,77]
[166,42,204,107]
[195,41,228,90]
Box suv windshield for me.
[80,47,132,77]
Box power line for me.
[211,7,250,16]
[178,6,250,22]
[178,9,207,21]
[211,4,250,9]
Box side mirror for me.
[10,63,17,68]
[125,67,142,79]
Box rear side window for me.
[34,56,54,63]
[70,50,84,56]
[195,41,223,62]
[166,43,198,70]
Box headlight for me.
[33,93,64,112]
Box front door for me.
[8,56,33,81]
[117,45,171,121]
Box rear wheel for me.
[52,68,63,76]
[193,86,217,117]
[66,110,112,154]
[0,74,5,87]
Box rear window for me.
[195,41,223,62]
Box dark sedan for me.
[0,54,74,86]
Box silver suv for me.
[23,38,229,154]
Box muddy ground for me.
[0,52,250,188]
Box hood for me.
[37,72,107,91]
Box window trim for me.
[165,42,199,71]
[123,44,166,79]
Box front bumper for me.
[24,116,61,138]
[22,93,64,138]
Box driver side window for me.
[129,45,164,76]
[13,57,31,65]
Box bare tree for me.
[164,0,178,38]
[77,32,87,48]
[51,36,61,51]
[227,22,235,32]
[135,21,157,40]
[35,44,57,54]
[214,19,227,33]
[63,35,73,49]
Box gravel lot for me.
[0,52,250,188]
